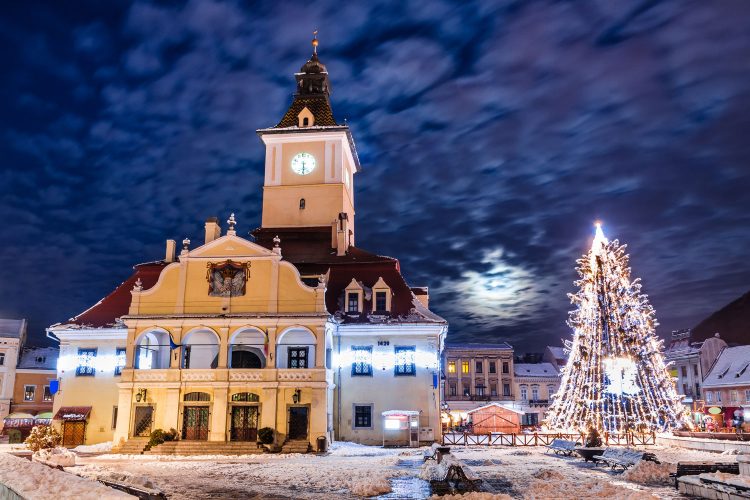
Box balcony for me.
[446,395,513,402]
[127,367,329,385]
[527,399,549,407]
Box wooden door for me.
[230,406,259,441]
[62,421,86,446]
[288,407,309,440]
[182,406,209,440]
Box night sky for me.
[1,1,749,352]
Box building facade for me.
[0,319,27,431]
[511,362,560,427]
[664,330,727,412]
[48,41,446,449]
[442,343,515,428]
[701,345,750,430]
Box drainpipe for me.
[336,324,342,441]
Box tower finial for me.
[312,30,319,55]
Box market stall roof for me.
[381,410,420,417]
[53,407,91,421]
[34,412,53,420]
[466,402,525,415]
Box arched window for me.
[231,392,259,402]
[182,329,219,369]
[276,328,316,369]
[228,329,267,369]
[302,117,309,126]
[184,392,211,402]
[135,330,171,370]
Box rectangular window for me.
[354,405,372,428]
[351,346,373,376]
[522,413,539,426]
[347,293,359,313]
[394,346,416,376]
[716,391,722,403]
[43,386,52,402]
[475,361,483,373]
[462,361,469,374]
[731,390,738,402]
[114,347,126,376]
[693,365,699,377]
[745,389,750,402]
[489,361,496,374]
[681,366,687,377]
[706,391,713,403]
[682,383,688,395]
[531,386,539,400]
[520,386,528,400]
[449,383,456,396]
[447,361,456,374]
[0,352,4,366]
[288,347,309,369]
[503,384,511,397]
[491,384,497,397]
[76,348,97,376]
[695,383,701,398]
[463,387,470,397]
[476,385,485,396]
[112,406,118,429]
[375,291,387,312]
[502,362,509,374]
[24,385,36,401]
[547,385,555,398]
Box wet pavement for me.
[377,458,431,499]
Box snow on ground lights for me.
[62,443,734,499]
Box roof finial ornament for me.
[312,30,319,56]
[227,213,237,235]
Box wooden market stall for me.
[467,403,523,434]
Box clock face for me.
[291,152,316,175]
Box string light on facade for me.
[545,223,683,433]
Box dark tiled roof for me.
[275,94,338,128]
[445,342,514,350]
[69,261,167,327]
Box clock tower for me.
[257,35,360,248]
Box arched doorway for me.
[228,328,267,369]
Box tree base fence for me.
[442,432,656,447]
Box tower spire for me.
[312,30,319,56]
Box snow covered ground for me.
[63,442,736,499]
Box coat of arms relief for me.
[207,261,250,297]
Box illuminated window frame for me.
[76,348,97,376]
[351,346,373,377]
[447,361,456,374]
[394,346,416,377]
[114,347,126,376]
[24,385,35,401]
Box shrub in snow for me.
[147,428,178,450]
[258,427,275,444]
[33,447,77,467]
[585,426,602,448]
[25,425,61,452]
[622,460,676,486]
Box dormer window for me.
[297,106,315,127]
[372,277,392,312]
[344,278,364,314]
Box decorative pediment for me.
[187,234,275,259]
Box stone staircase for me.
[113,438,149,455]
[280,439,311,454]
[146,441,265,456]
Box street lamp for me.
[135,388,147,403]
[292,388,301,404]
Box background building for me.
[701,344,750,430]
[664,330,727,411]
[0,319,27,433]
[512,362,560,427]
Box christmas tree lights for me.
[545,223,683,433]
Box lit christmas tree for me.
[546,223,683,433]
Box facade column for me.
[125,328,137,368]
[456,357,462,398]
[113,387,133,444]
[261,387,278,442]
[315,326,325,368]
[164,388,180,434]
[217,327,229,369]
[170,327,183,369]
[209,387,228,441]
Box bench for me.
[428,454,482,493]
[593,448,644,470]
[545,439,577,456]
[424,443,440,462]
[669,461,739,488]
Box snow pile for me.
[0,452,133,499]
[328,441,396,457]
[348,476,392,497]
[701,471,750,489]
[525,476,657,499]
[432,493,512,500]
[532,468,565,481]
[33,447,77,467]
[622,460,675,486]
[73,441,113,453]
[721,448,740,455]
[71,465,164,496]
[420,454,480,482]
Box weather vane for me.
[312,30,319,55]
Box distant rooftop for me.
[445,342,513,350]
[514,363,559,377]
[0,319,27,339]
[17,347,58,370]
[702,345,750,388]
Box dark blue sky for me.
[1,1,749,351]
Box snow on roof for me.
[466,402,525,415]
[546,346,566,359]
[445,342,513,350]
[514,363,558,377]
[0,318,26,339]
[702,345,750,388]
[17,346,58,370]
[381,410,420,417]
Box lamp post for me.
[292,388,301,404]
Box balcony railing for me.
[126,367,328,384]
[445,395,513,402]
